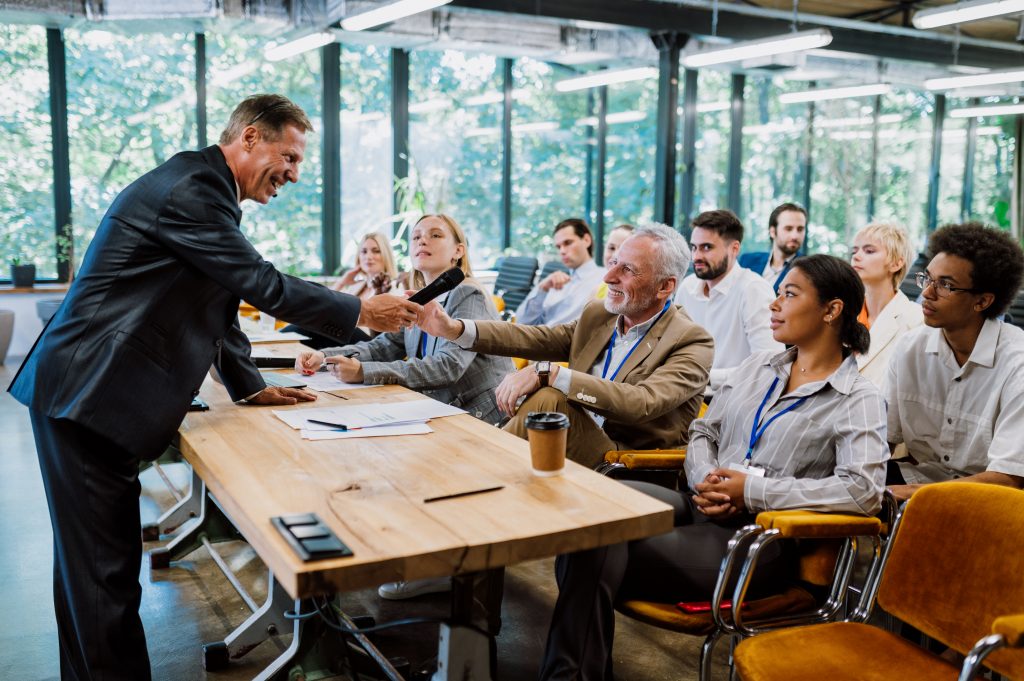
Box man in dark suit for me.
[737,202,807,293]
[7,93,420,680]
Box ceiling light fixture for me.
[264,32,334,62]
[779,83,892,104]
[682,28,833,68]
[341,0,453,32]
[925,67,1024,91]
[912,0,1024,29]
[575,111,648,127]
[554,67,659,93]
[949,102,1024,118]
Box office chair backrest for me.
[538,260,570,281]
[876,482,1024,679]
[493,256,538,312]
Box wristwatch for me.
[536,361,552,388]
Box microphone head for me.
[441,267,466,287]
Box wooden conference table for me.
[162,344,673,679]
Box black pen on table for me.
[423,485,504,503]
[316,351,360,372]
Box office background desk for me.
[171,358,672,678]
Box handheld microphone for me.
[407,267,466,305]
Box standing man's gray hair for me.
[631,223,691,283]
[219,93,314,145]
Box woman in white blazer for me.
[850,222,924,388]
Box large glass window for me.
[603,77,657,237]
[207,32,322,275]
[0,24,55,278]
[970,103,1016,230]
[937,97,968,226]
[739,75,809,254]
[874,89,934,253]
[810,96,873,255]
[340,44,393,272]
[409,49,503,267]
[65,28,195,275]
[692,69,731,219]
[510,59,590,259]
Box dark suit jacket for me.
[9,145,360,459]
[738,250,795,294]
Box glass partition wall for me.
[1,21,1018,280]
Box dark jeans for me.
[30,410,151,681]
[537,481,793,681]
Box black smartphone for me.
[189,397,210,412]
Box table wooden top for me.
[180,345,673,598]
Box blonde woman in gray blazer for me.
[296,214,512,425]
[850,222,924,389]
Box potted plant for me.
[10,256,36,287]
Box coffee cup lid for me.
[525,411,570,430]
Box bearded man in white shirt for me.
[679,209,783,395]
[886,222,1024,501]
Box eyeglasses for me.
[915,272,978,297]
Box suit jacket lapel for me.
[616,308,672,381]
[575,315,616,373]
[857,296,901,369]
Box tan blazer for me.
[473,300,714,450]
[857,291,924,389]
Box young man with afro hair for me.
[886,222,1024,501]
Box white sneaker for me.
[377,577,452,600]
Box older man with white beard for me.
[416,224,714,468]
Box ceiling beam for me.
[449,0,1024,69]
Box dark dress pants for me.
[30,409,151,681]
[537,481,793,681]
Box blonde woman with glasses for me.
[849,222,923,388]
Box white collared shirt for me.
[679,265,783,393]
[515,259,606,326]
[761,256,789,284]
[887,319,1024,484]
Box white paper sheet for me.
[248,331,310,343]
[273,398,466,431]
[301,423,433,440]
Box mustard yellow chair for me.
[596,444,891,681]
[734,482,1024,681]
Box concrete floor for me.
[0,357,723,680]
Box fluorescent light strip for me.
[264,32,334,62]
[779,83,891,104]
[576,111,648,126]
[341,0,453,32]
[912,0,1024,29]
[815,113,903,129]
[949,102,1024,118]
[408,99,449,114]
[464,89,526,106]
[554,67,659,93]
[682,28,832,68]
[512,121,559,133]
[925,68,1024,91]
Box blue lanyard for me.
[746,377,809,465]
[419,331,431,359]
[601,300,672,381]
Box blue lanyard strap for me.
[746,377,809,464]
[419,331,429,358]
[601,300,672,381]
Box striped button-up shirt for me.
[686,348,887,515]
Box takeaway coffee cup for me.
[525,411,570,477]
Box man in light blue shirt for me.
[516,218,606,325]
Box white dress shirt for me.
[679,264,782,393]
[886,319,1024,484]
[686,348,888,515]
[515,259,606,326]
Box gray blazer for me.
[325,283,513,425]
